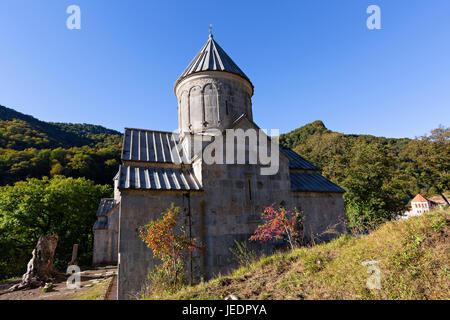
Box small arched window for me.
[204,84,218,125]
[189,86,202,128]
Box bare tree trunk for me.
[9,235,59,291]
[284,225,294,250]
[440,193,449,205]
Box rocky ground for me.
[0,266,117,300]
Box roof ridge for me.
[281,147,319,170]
[411,194,429,202]
[124,127,178,134]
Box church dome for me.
[175,34,252,89]
[175,32,255,134]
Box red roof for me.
[411,194,428,203]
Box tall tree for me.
[342,143,406,230]
[404,126,450,204]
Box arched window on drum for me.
[204,83,219,127]
[189,86,203,129]
[180,91,189,132]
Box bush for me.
[229,240,259,267]
[250,205,304,250]
[139,204,199,296]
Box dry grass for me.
[69,281,107,300]
[143,208,449,300]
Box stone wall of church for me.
[93,230,108,265]
[291,192,346,242]
[93,205,120,266]
[190,162,292,279]
[175,72,253,133]
[117,190,200,300]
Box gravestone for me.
[69,244,79,266]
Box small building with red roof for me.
[410,194,438,215]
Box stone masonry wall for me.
[93,205,119,266]
[176,72,253,133]
[117,191,199,299]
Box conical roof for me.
[176,34,251,87]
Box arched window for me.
[189,86,202,129]
[180,91,189,131]
[204,84,218,126]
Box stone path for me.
[0,266,117,300]
[106,275,118,300]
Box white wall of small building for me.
[411,201,430,214]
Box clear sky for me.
[0,0,449,138]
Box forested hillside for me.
[0,105,121,279]
[280,121,449,229]
[0,105,120,149]
[0,105,122,186]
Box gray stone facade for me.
[93,33,346,300]
[93,199,119,266]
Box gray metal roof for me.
[281,147,319,170]
[290,172,345,193]
[177,35,250,85]
[122,128,189,164]
[118,165,202,191]
[93,217,108,230]
[96,198,116,217]
[94,198,116,230]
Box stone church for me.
[93,32,346,299]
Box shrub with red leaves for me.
[139,204,198,286]
[250,205,304,250]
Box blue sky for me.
[0,0,449,138]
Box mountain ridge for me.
[0,104,122,186]
[0,105,121,150]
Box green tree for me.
[404,126,450,204]
[0,176,112,280]
[342,143,406,231]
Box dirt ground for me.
[0,266,117,300]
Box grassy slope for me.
[155,209,449,300]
